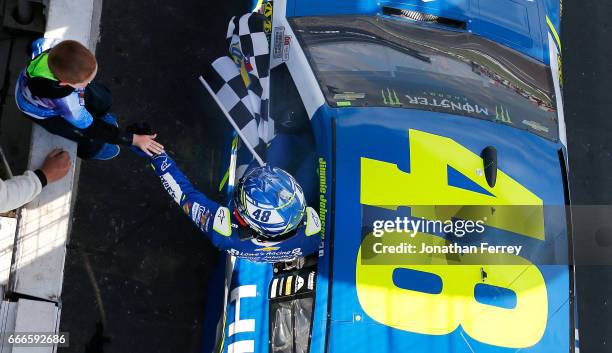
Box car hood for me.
[333,106,565,206]
[320,106,571,352]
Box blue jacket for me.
[150,153,322,263]
[16,38,94,128]
[15,38,133,146]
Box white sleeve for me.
[0,171,43,213]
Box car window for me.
[268,269,316,353]
[290,16,558,141]
[270,298,314,353]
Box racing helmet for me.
[234,165,306,239]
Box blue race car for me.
[201,1,573,353]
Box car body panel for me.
[202,256,273,353]
[201,1,569,352]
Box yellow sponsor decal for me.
[263,1,273,17]
[546,15,561,51]
[285,276,293,295]
[546,15,563,85]
[319,157,328,240]
[263,2,273,34]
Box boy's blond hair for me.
[48,40,97,84]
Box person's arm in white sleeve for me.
[0,170,46,212]
[0,149,71,213]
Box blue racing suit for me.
[150,153,322,263]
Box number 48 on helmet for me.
[234,165,308,239]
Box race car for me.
[200,1,574,352]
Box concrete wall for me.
[0,1,100,352]
[11,0,100,301]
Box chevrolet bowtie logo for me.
[256,246,280,252]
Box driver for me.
[149,152,322,263]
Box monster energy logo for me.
[495,106,513,123]
[381,88,401,106]
[404,95,489,116]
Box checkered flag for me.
[203,12,272,158]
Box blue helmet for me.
[234,165,306,238]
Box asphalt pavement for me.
[58,1,247,352]
[564,2,612,353]
[55,1,612,353]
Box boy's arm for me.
[54,94,133,145]
[149,153,228,248]
[53,92,93,128]
[82,119,133,145]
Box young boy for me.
[15,38,163,159]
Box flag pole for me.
[199,76,265,167]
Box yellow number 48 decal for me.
[356,129,548,348]
[361,129,544,240]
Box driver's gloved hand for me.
[127,122,159,158]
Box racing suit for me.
[15,38,133,158]
[150,153,322,263]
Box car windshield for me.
[289,16,558,140]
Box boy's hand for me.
[41,149,71,183]
[132,134,164,156]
